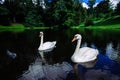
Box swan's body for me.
[38,41,56,52]
[38,32,56,52]
[71,34,99,63]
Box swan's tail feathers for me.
[95,49,99,56]
[53,41,57,45]
[52,41,57,48]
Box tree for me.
[44,0,70,28]
[83,0,96,26]
[88,0,96,8]
[0,4,10,25]
[114,2,120,15]
[72,0,85,25]
[94,0,112,18]
[44,0,85,28]
[2,0,26,23]
[4,0,19,23]
[24,0,44,27]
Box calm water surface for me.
[0,28,120,80]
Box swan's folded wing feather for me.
[76,48,98,62]
[42,41,56,50]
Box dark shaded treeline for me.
[0,0,120,28]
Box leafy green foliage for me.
[84,17,94,26]
[115,2,120,15]
[94,0,113,18]
[24,10,44,27]
[95,16,120,26]
[0,5,9,15]
[0,5,10,25]
[0,0,120,29]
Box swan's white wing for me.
[39,41,56,51]
[74,47,99,63]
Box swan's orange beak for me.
[72,38,77,42]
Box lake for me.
[0,28,120,80]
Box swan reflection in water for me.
[18,57,74,80]
[18,46,76,80]
[18,46,98,80]
[38,51,47,64]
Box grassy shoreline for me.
[0,23,120,32]
[71,24,120,29]
[85,25,120,29]
[0,24,51,32]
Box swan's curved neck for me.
[40,35,43,46]
[74,39,81,54]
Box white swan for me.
[38,31,56,52]
[71,34,99,63]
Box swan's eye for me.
[40,33,43,35]
[74,36,77,38]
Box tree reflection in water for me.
[106,42,120,62]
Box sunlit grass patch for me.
[0,24,25,32]
[0,23,51,32]
[85,24,120,29]
[32,27,50,29]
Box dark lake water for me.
[0,28,120,80]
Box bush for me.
[84,18,94,26]
[24,11,44,27]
